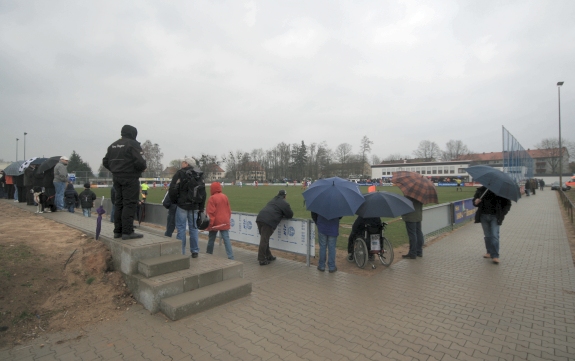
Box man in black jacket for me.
[473,186,511,264]
[255,190,293,265]
[103,125,147,240]
[168,158,205,257]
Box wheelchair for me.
[349,222,394,269]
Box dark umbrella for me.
[392,171,438,204]
[95,197,106,240]
[465,165,521,202]
[137,200,146,225]
[355,191,415,218]
[30,157,48,165]
[37,156,61,173]
[3,160,25,176]
[303,177,365,220]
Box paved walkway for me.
[1,190,575,360]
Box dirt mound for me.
[0,202,134,349]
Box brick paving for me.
[2,190,575,360]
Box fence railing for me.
[558,190,574,224]
[95,197,477,266]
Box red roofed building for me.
[204,163,226,182]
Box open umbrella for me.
[19,157,38,172]
[30,157,48,165]
[3,160,25,176]
[355,191,414,218]
[303,177,365,220]
[95,197,106,240]
[465,165,521,202]
[37,156,61,173]
[392,171,438,204]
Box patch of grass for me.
[86,277,95,285]
[20,282,32,288]
[13,311,31,324]
[0,269,11,279]
[0,244,34,264]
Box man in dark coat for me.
[255,190,293,265]
[103,125,147,240]
[473,186,511,265]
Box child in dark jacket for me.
[79,183,97,217]
[64,183,79,213]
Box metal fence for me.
[558,190,574,224]
[503,126,533,183]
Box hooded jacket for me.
[102,125,147,178]
[256,195,293,230]
[168,166,205,211]
[206,182,231,231]
[64,183,79,207]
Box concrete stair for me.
[101,236,252,321]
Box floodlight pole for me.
[557,82,564,188]
[16,138,19,161]
[24,132,27,160]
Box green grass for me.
[90,184,475,250]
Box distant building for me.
[237,161,266,182]
[371,160,473,181]
[458,148,570,175]
[204,163,225,182]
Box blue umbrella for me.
[355,191,415,218]
[465,165,521,202]
[303,177,365,219]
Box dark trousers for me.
[405,221,424,257]
[256,221,275,261]
[165,204,177,237]
[26,186,34,205]
[113,176,140,235]
[5,184,14,199]
[17,186,25,202]
[44,186,55,197]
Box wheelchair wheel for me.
[378,237,394,266]
[353,238,368,269]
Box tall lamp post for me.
[16,138,19,161]
[24,132,27,160]
[557,82,564,188]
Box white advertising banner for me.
[226,212,315,256]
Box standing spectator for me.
[102,125,147,240]
[141,182,149,201]
[4,173,14,199]
[168,158,205,257]
[401,197,424,259]
[313,212,340,273]
[162,190,177,238]
[79,183,97,217]
[14,174,24,203]
[0,170,6,199]
[64,183,79,213]
[539,178,545,191]
[530,178,537,195]
[24,165,36,205]
[473,186,511,264]
[524,179,531,196]
[255,190,293,266]
[53,156,69,210]
[205,182,234,259]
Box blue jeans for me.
[14,186,18,201]
[83,208,91,217]
[207,230,234,260]
[176,206,199,255]
[67,204,75,213]
[480,213,500,258]
[53,181,65,210]
[405,221,424,257]
[318,232,337,271]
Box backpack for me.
[180,168,206,205]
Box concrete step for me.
[160,278,252,321]
[138,254,190,278]
[125,255,244,313]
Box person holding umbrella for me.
[401,197,424,259]
[255,190,293,266]
[473,187,511,264]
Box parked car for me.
[550,181,571,191]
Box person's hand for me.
[474,198,481,206]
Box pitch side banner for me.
[227,212,315,256]
[453,199,476,224]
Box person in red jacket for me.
[205,182,234,259]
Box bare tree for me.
[359,136,373,165]
[413,140,441,161]
[371,154,381,165]
[534,138,571,174]
[441,140,471,161]
[141,140,164,177]
[383,153,406,162]
[335,143,352,177]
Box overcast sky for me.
[1,0,574,171]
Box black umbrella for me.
[37,156,62,173]
[465,165,521,202]
[355,191,415,218]
[31,157,48,165]
[4,160,25,176]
